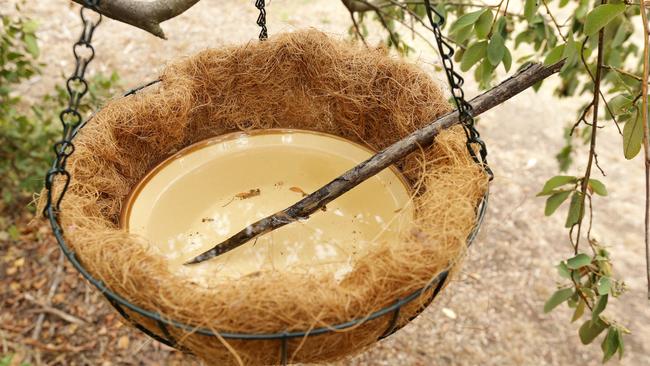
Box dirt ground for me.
[2,0,649,365]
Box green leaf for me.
[23,33,39,58]
[561,34,579,72]
[592,294,608,322]
[609,94,633,115]
[601,327,619,362]
[565,192,584,228]
[524,0,539,23]
[487,33,505,66]
[502,47,512,72]
[545,190,571,216]
[538,175,577,196]
[584,3,626,36]
[7,225,19,240]
[461,41,487,72]
[567,253,591,269]
[579,319,607,344]
[0,356,12,366]
[623,108,643,159]
[23,19,38,33]
[598,276,611,295]
[453,25,474,44]
[557,261,571,279]
[474,10,493,39]
[588,179,608,196]
[544,288,573,313]
[616,328,625,359]
[572,298,586,322]
[450,9,487,34]
[544,44,565,66]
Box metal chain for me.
[423,0,493,181]
[43,0,102,218]
[255,0,268,40]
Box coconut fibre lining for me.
[50,30,488,365]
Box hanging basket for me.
[44,30,488,365]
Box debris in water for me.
[235,188,261,199]
[289,186,308,197]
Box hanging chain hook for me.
[255,0,268,40]
[43,0,102,218]
[423,0,493,181]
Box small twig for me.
[569,100,593,136]
[356,0,402,47]
[31,252,64,340]
[579,39,623,136]
[487,0,506,38]
[21,338,96,353]
[593,150,606,176]
[574,1,606,254]
[349,11,369,47]
[603,65,644,82]
[187,61,566,264]
[639,0,650,299]
[541,0,567,42]
[23,294,89,325]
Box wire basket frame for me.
[45,80,490,365]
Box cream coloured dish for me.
[121,129,414,287]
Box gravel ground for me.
[5,0,650,365]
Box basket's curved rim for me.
[47,79,490,343]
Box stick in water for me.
[185,61,564,265]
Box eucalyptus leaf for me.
[598,276,611,295]
[556,261,571,279]
[609,94,633,115]
[588,179,608,196]
[544,44,565,66]
[23,34,38,58]
[584,3,626,36]
[616,328,625,359]
[538,175,577,196]
[524,0,539,23]
[487,32,505,66]
[450,9,487,34]
[572,299,586,322]
[592,294,608,322]
[567,253,591,269]
[461,41,487,72]
[474,10,493,39]
[502,47,512,72]
[623,108,643,159]
[545,190,571,216]
[579,319,607,345]
[544,288,574,313]
[601,327,619,362]
[565,192,584,228]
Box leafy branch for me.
[345,0,644,362]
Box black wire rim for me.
[46,80,490,358]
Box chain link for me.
[255,0,268,41]
[43,0,102,218]
[423,0,493,181]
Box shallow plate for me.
[122,129,414,286]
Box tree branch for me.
[639,0,650,299]
[71,0,201,39]
[186,61,565,265]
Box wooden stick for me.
[186,61,564,265]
